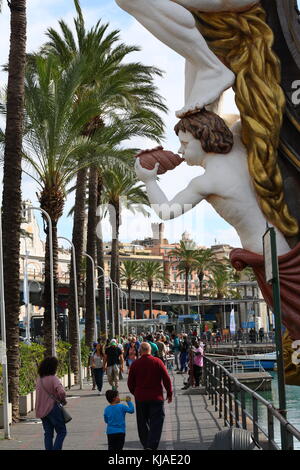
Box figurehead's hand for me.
[135,157,159,183]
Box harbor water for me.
[246,372,300,449]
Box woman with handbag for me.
[35,357,68,450]
[91,343,105,395]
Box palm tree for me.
[96,172,106,335]
[42,0,166,350]
[195,248,221,300]
[206,264,232,300]
[102,164,150,333]
[139,261,166,319]
[23,55,104,355]
[1,0,27,420]
[169,240,199,314]
[205,264,233,329]
[120,262,141,321]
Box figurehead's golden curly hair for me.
[194,4,298,237]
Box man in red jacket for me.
[127,342,173,450]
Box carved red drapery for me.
[230,243,300,340]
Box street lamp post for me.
[111,281,121,338]
[58,237,83,390]
[109,277,115,338]
[121,290,129,336]
[0,208,11,439]
[83,252,97,343]
[96,266,108,338]
[120,289,128,336]
[24,206,56,356]
[25,280,42,343]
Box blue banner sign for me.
[242,322,255,329]
[178,314,200,321]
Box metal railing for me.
[204,356,300,450]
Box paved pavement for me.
[0,370,226,451]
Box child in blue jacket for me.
[104,390,134,450]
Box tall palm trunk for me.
[184,268,189,315]
[198,270,205,319]
[69,167,87,378]
[97,233,105,334]
[109,200,120,336]
[109,201,120,284]
[96,173,106,336]
[198,271,204,300]
[127,282,132,319]
[85,166,98,347]
[39,186,64,357]
[148,282,153,319]
[43,221,59,356]
[1,0,27,420]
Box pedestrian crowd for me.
[34,329,205,451]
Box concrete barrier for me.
[0,403,12,428]
[19,393,32,416]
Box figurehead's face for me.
[178,130,205,166]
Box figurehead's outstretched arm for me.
[171,0,258,12]
[135,159,209,220]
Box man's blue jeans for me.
[42,403,67,450]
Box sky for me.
[0,0,265,249]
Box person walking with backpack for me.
[104,339,124,391]
[35,357,67,450]
[146,334,159,357]
[155,334,167,364]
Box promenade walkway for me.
[0,371,226,451]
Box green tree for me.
[205,264,233,328]
[195,249,221,299]
[42,0,166,350]
[169,240,199,314]
[1,0,27,420]
[206,264,232,300]
[103,164,149,334]
[23,55,105,356]
[120,260,141,319]
[139,261,166,319]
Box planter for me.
[59,375,65,387]
[0,403,12,428]
[64,374,69,388]
[19,393,32,416]
[31,390,36,410]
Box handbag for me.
[57,402,72,423]
[41,378,72,424]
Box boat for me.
[237,352,277,371]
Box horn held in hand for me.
[135,146,184,175]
